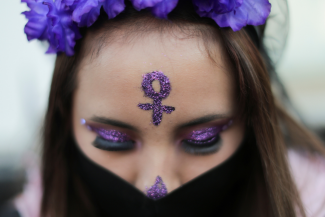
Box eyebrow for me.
[91,116,138,131]
[177,114,231,129]
[91,113,230,131]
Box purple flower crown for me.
[22,0,271,56]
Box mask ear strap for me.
[243,25,260,49]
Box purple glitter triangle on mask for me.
[146,176,168,200]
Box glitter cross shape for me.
[138,71,175,126]
[146,176,168,200]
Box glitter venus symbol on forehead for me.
[138,71,175,126]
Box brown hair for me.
[41,2,325,217]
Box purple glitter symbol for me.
[138,71,175,126]
[146,176,168,200]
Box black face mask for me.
[75,137,255,217]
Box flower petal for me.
[61,0,77,6]
[192,0,214,17]
[241,0,271,26]
[213,0,242,14]
[22,0,49,41]
[130,0,163,11]
[103,0,125,19]
[212,7,248,31]
[45,0,80,56]
[203,0,271,31]
[79,4,102,27]
[72,0,100,26]
[151,0,178,19]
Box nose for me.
[134,141,181,196]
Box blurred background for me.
[0,0,324,208]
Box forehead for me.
[75,30,236,129]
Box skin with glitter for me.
[87,125,131,142]
[138,71,175,126]
[187,120,233,144]
[146,176,168,200]
[188,126,222,144]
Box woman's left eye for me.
[87,126,135,151]
[182,135,222,155]
[181,126,223,155]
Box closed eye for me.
[87,125,135,151]
[182,135,222,155]
[181,120,233,155]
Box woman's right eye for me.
[88,126,135,151]
[93,136,135,151]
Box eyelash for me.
[181,134,222,155]
[93,137,135,151]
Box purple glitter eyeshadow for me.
[87,126,130,142]
[188,120,234,144]
[146,176,168,200]
[138,71,175,126]
[188,126,221,143]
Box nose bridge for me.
[134,139,181,194]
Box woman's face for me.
[72,28,244,193]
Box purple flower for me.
[45,0,81,56]
[103,0,125,19]
[130,0,178,19]
[61,0,76,6]
[193,0,271,31]
[71,0,125,27]
[130,0,163,11]
[22,0,81,56]
[21,0,272,56]
[192,0,214,17]
[22,0,49,41]
[71,0,101,27]
[241,0,271,26]
[151,0,178,19]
